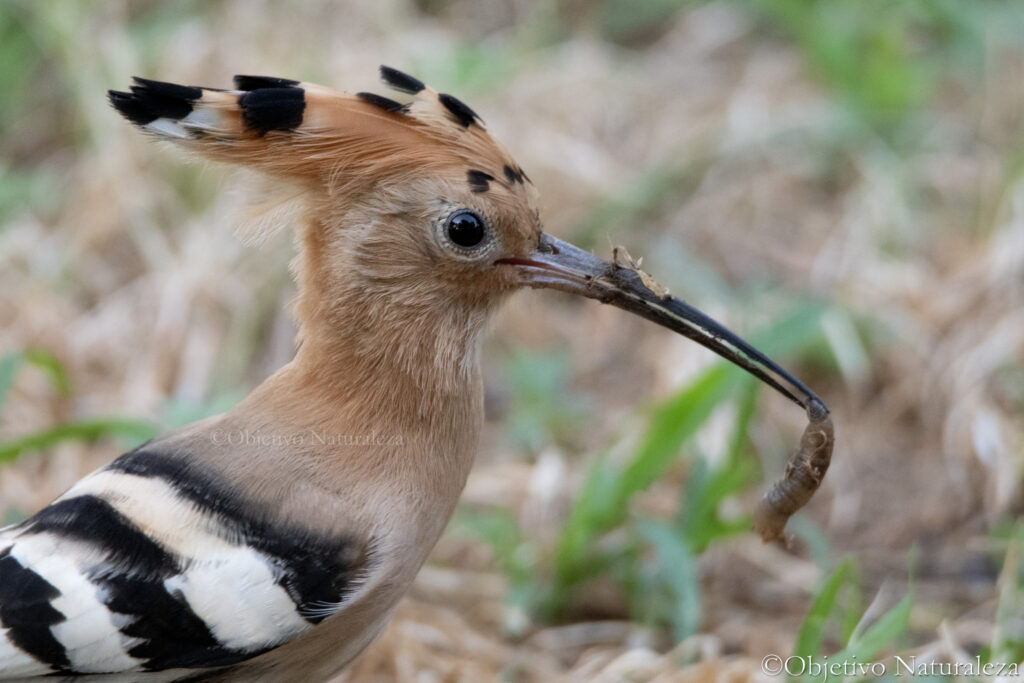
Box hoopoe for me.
[0,67,826,681]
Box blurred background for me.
[1,0,1022,680]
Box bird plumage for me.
[1,65,827,682]
[2,66,541,681]
[0,438,371,678]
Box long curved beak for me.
[498,233,827,413]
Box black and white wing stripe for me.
[0,445,369,678]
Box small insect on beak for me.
[497,233,827,414]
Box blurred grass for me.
[499,349,592,454]
[790,559,913,682]
[0,349,158,464]
[0,349,70,411]
[2,0,1023,679]
[987,522,1024,667]
[0,418,159,464]
[461,303,834,638]
[593,0,1023,142]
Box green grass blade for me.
[615,364,738,518]
[555,457,619,580]
[788,515,834,572]
[793,559,852,659]
[0,351,24,418]
[636,519,702,642]
[839,563,865,645]
[991,523,1024,665]
[0,348,72,419]
[836,590,913,664]
[453,508,526,574]
[725,379,759,465]
[23,348,71,397]
[681,457,755,552]
[680,379,759,551]
[0,417,159,462]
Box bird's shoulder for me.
[0,439,373,679]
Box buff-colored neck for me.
[245,215,495,436]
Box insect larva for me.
[602,246,835,541]
[753,399,834,542]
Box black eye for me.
[445,210,486,248]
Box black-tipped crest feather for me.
[108,77,202,125]
[356,92,409,114]
[239,87,306,132]
[379,65,425,94]
[438,93,481,127]
[467,169,494,193]
[108,90,156,125]
[234,75,301,92]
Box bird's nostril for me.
[537,238,559,255]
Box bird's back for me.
[0,430,372,680]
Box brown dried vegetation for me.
[1,0,1022,679]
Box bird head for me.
[110,67,824,411]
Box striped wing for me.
[0,447,366,678]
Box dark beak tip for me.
[808,397,829,422]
